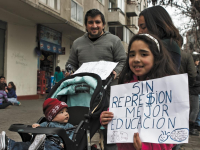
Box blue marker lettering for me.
[118,97,124,107]
[162,104,169,117]
[112,96,118,108]
[143,117,150,129]
[126,107,135,118]
[132,82,140,94]
[153,105,160,117]
[146,81,153,93]
[156,117,165,129]
[166,90,172,103]
[111,118,116,130]
[125,96,131,107]
[158,91,165,104]
[132,93,138,106]
[116,118,123,129]
[168,117,176,129]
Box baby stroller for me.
[8,73,114,150]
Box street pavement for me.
[0,99,200,150]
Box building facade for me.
[0,0,147,99]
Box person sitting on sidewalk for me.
[5,82,21,106]
[0,76,7,90]
[0,98,74,150]
[0,83,12,109]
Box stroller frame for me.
[8,73,114,150]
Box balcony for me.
[126,24,138,34]
[107,8,125,25]
[126,1,139,17]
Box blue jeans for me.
[195,95,200,126]
[8,139,62,150]
[7,98,20,104]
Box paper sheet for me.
[74,61,118,80]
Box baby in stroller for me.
[0,98,74,150]
[1,73,111,150]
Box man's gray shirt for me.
[66,31,126,75]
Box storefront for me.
[37,25,62,93]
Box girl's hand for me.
[32,123,40,128]
[100,111,114,126]
[133,133,142,150]
[5,89,8,93]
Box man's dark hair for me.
[0,76,5,79]
[84,9,106,26]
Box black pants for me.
[0,102,12,109]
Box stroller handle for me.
[104,73,115,90]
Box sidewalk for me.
[0,99,199,149]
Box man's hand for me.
[133,133,142,150]
[32,123,40,128]
[112,71,117,79]
[100,111,114,126]
[65,72,71,77]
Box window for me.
[123,27,133,44]
[138,2,141,12]
[39,0,60,11]
[117,0,124,12]
[71,0,83,25]
[109,26,134,44]
[98,0,104,4]
[144,0,147,9]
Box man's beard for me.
[88,30,103,38]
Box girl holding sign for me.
[100,33,177,150]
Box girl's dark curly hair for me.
[8,82,16,91]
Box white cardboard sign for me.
[107,74,189,144]
[74,61,118,80]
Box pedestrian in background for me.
[188,56,200,136]
[0,76,7,90]
[138,5,182,71]
[175,50,198,150]
[0,83,12,109]
[54,66,64,85]
[5,81,21,106]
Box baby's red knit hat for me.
[43,98,68,121]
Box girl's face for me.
[129,40,154,80]
[8,83,12,89]
[138,16,148,34]
[52,107,69,123]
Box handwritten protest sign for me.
[74,61,118,80]
[107,74,189,144]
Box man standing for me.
[66,9,126,150]
[66,9,126,79]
